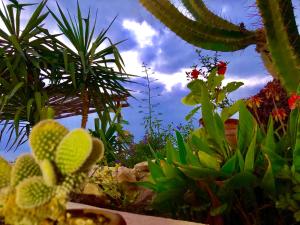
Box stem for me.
[81,87,89,128]
[143,64,153,136]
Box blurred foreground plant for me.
[0,120,104,224]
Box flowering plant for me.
[182,59,243,120]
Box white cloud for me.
[122,19,158,48]
[223,75,272,88]
[121,49,272,94]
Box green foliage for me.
[141,83,300,224]
[0,119,105,224]
[139,0,300,92]
[89,108,129,165]
[0,0,131,150]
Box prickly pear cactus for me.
[0,119,105,224]
[16,176,53,209]
[55,128,92,174]
[0,157,11,189]
[11,154,42,187]
[79,138,105,172]
[29,119,69,161]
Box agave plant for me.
[139,0,300,92]
[48,2,131,128]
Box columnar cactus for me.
[0,119,105,224]
[139,0,300,92]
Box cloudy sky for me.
[2,0,295,160]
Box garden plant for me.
[0,119,118,224]
[3,0,300,224]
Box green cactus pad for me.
[29,120,69,161]
[16,176,53,209]
[11,154,42,187]
[0,157,11,189]
[79,138,105,172]
[55,129,92,174]
[59,172,87,194]
[40,159,57,186]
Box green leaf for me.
[293,108,300,172]
[244,124,257,172]
[8,82,24,99]
[223,172,257,190]
[34,92,42,113]
[26,98,34,120]
[238,103,255,154]
[148,160,165,182]
[261,155,276,194]
[261,146,285,174]
[221,154,237,175]
[198,150,220,170]
[224,81,244,93]
[181,92,201,106]
[220,100,243,122]
[264,117,276,151]
[236,149,245,171]
[177,164,221,179]
[185,106,200,121]
[176,131,187,164]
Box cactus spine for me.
[139,0,300,92]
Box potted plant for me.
[0,120,126,225]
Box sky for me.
[1,0,293,160]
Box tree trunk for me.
[81,88,90,128]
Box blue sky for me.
[1,0,288,160]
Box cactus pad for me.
[29,120,69,161]
[40,159,57,186]
[79,138,105,172]
[0,157,11,189]
[16,176,53,209]
[11,154,42,187]
[55,128,92,174]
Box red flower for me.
[217,61,227,75]
[288,93,300,110]
[191,68,200,79]
[186,67,201,80]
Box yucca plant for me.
[48,2,131,128]
[0,0,131,150]
[0,0,64,149]
[139,0,300,92]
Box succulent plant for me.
[11,154,42,187]
[0,157,11,189]
[55,128,93,174]
[0,119,105,224]
[16,176,53,209]
[79,138,105,172]
[29,119,69,161]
